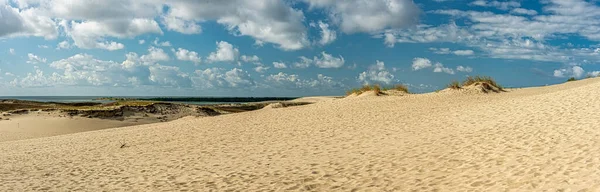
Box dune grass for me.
[392,84,410,93]
[447,80,461,89]
[567,77,577,82]
[462,76,503,90]
[346,84,409,96]
[445,76,503,91]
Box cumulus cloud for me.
[138,39,145,44]
[411,57,433,71]
[304,0,420,33]
[172,48,201,64]
[273,62,287,69]
[161,15,202,34]
[433,63,455,74]
[153,37,172,47]
[588,71,600,77]
[26,53,47,64]
[9,48,16,55]
[554,65,585,78]
[56,40,70,49]
[253,64,270,73]
[456,65,473,73]
[412,57,466,74]
[313,52,344,68]
[62,19,161,50]
[266,72,344,89]
[141,46,170,62]
[293,56,313,68]
[240,55,260,63]
[207,41,240,63]
[0,4,58,40]
[358,60,395,85]
[163,0,309,50]
[192,68,255,88]
[453,50,474,56]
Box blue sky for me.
[1,0,600,96]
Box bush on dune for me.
[462,76,503,90]
[567,77,577,82]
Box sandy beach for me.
[2,78,600,191]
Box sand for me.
[0,111,155,142]
[2,78,600,191]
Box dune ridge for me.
[2,78,600,191]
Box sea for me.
[0,96,234,106]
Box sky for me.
[2,0,600,97]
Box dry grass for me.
[462,76,503,90]
[393,84,410,93]
[346,84,383,96]
[448,81,461,89]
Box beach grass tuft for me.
[448,81,461,89]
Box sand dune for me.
[2,78,600,191]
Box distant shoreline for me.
[93,97,300,103]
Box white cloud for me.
[313,51,344,68]
[163,0,309,50]
[588,71,600,77]
[456,66,473,73]
[470,0,520,10]
[510,8,537,15]
[138,39,145,44]
[254,64,270,73]
[38,44,49,48]
[192,68,255,88]
[358,60,395,85]
[172,48,201,64]
[207,41,240,63]
[9,48,16,55]
[2,0,311,51]
[153,38,172,47]
[304,0,420,33]
[554,65,585,78]
[273,62,287,69]
[384,32,397,47]
[293,56,313,68]
[141,46,170,62]
[56,40,70,49]
[412,57,457,74]
[63,19,162,50]
[411,57,433,71]
[0,5,58,40]
[266,72,344,89]
[26,53,46,64]
[453,50,474,56]
[433,63,455,74]
[241,55,260,63]
[317,21,336,45]
[161,15,202,34]
[15,66,60,87]
[148,65,192,87]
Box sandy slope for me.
[0,111,154,142]
[2,78,600,191]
